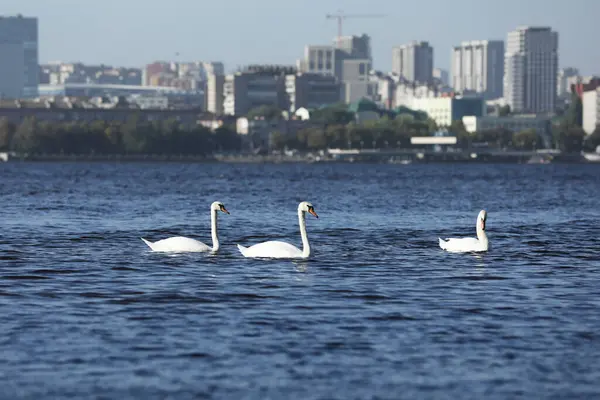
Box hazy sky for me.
[4,0,598,75]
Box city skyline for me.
[3,0,599,75]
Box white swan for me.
[141,201,230,252]
[439,210,489,253]
[237,201,319,259]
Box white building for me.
[583,88,600,134]
[557,67,579,98]
[452,40,504,100]
[0,15,38,98]
[205,73,224,114]
[392,41,433,83]
[409,95,485,127]
[394,81,454,109]
[504,26,558,113]
[300,45,338,76]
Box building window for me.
[359,63,365,75]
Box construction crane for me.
[325,11,385,48]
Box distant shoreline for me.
[1,151,597,164]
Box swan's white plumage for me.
[237,241,303,259]
[237,201,318,259]
[142,236,211,252]
[439,210,489,253]
[141,201,229,253]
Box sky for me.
[4,0,599,75]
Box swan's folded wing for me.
[145,236,211,252]
[439,237,481,252]
[239,240,302,258]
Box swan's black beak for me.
[481,219,485,230]
[308,208,319,218]
[220,205,230,214]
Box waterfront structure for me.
[0,15,38,98]
[452,40,504,100]
[504,26,558,113]
[583,87,600,134]
[391,41,433,84]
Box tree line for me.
[260,98,600,152]
[1,98,599,156]
[270,115,599,153]
[0,115,242,155]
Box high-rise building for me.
[557,67,579,98]
[504,26,558,113]
[0,15,38,99]
[299,34,372,103]
[451,40,504,100]
[285,73,341,112]
[223,65,295,116]
[433,68,449,86]
[205,73,224,115]
[391,41,433,84]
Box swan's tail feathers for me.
[141,238,154,250]
[438,237,447,249]
[237,244,248,256]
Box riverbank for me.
[0,150,596,164]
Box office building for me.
[285,73,341,112]
[452,40,504,99]
[0,15,38,98]
[504,26,558,113]
[391,41,433,84]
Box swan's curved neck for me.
[476,224,488,246]
[211,209,219,251]
[298,209,310,258]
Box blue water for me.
[1,162,600,399]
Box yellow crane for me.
[325,11,385,47]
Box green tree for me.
[213,126,242,152]
[565,93,583,127]
[0,118,16,151]
[477,128,513,149]
[498,105,511,117]
[246,105,282,121]
[563,126,586,152]
[512,129,538,150]
[311,103,354,125]
[11,116,40,153]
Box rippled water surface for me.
[1,162,600,399]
